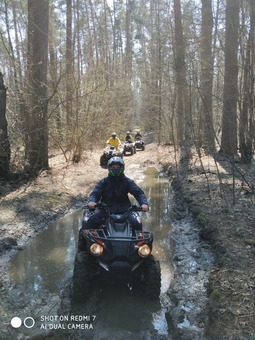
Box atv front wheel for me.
[77,228,88,252]
[142,254,161,298]
[72,251,92,301]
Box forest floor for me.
[0,142,255,339]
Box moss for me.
[210,289,221,300]
[196,214,206,225]
[243,238,255,246]
[42,193,62,207]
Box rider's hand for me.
[88,201,97,209]
[141,204,149,212]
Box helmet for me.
[108,157,125,177]
[111,132,117,137]
[126,131,130,134]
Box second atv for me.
[123,139,136,156]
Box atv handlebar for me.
[83,202,143,213]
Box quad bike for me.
[72,202,161,301]
[134,137,145,151]
[100,145,123,166]
[123,140,136,156]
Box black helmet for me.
[111,132,117,138]
[108,157,125,177]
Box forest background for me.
[0,0,254,178]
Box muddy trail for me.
[0,144,214,340]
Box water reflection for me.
[9,213,81,292]
[140,167,174,295]
[139,168,173,335]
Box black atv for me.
[100,145,123,166]
[72,202,161,301]
[134,137,145,151]
[123,139,136,156]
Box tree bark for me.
[125,0,132,81]
[220,0,239,156]
[0,73,10,179]
[239,0,254,163]
[66,0,73,127]
[27,0,49,173]
[173,0,191,149]
[200,0,215,153]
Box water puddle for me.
[140,168,174,295]
[9,212,82,292]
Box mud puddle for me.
[7,167,213,340]
[9,212,81,292]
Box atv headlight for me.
[90,243,103,256]
[138,244,151,258]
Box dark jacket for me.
[88,175,148,213]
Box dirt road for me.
[1,143,255,339]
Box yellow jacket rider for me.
[107,132,121,150]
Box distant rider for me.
[106,132,121,150]
[125,131,134,143]
[86,157,149,231]
[135,131,142,139]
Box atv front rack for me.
[84,229,152,242]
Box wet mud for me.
[2,166,214,340]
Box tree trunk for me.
[125,0,132,81]
[239,0,254,163]
[220,0,239,156]
[27,0,49,173]
[200,0,215,153]
[173,0,191,150]
[0,73,10,179]
[66,0,73,128]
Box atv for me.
[100,145,123,166]
[72,202,161,301]
[134,137,145,151]
[123,139,136,156]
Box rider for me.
[135,131,142,139]
[86,157,149,230]
[125,131,134,142]
[106,132,121,150]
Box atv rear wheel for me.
[72,251,92,301]
[142,254,161,298]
